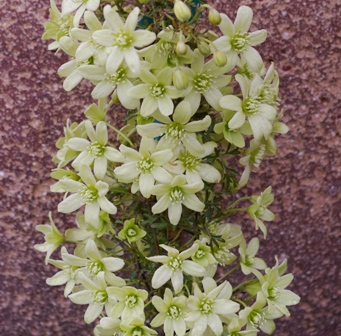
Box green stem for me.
[106,122,134,147]
[217,263,240,282]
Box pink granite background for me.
[0,0,340,335]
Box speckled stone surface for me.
[0,0,340,335]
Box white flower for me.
[213,6,267,72]
[148,244,206,293]
[164,142,221,185]
[68,271,116,324]
[61,239,126,286]
[114,137,173,198]
[62,0,100,27]
[151,174,205,226]
[151,288,189,336]
[57,164,117,225]
[220,74,277,142]
[128,67,182,117]
[181,51,232,113]
[185,278,240,336]
[239,238,267,275]
[137,101,211,157]
[92,6,156,75]
[68,120,124,179]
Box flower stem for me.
[106,122,134,147]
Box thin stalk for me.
[106,122,134,147]
[217,263,240,282]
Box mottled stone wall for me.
[0,0,340,335]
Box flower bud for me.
[123,6,132,13]
[176,41,187,56]
[173,69,188,90]
[137,114,154,125]
[137,0,149,3]
[208,8,221,26]
[197,41,211,56]
[213,50,227,67]
[174,0,192,22]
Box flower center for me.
[243,97,260,116]
[268,286,281,300]
[167,305,182,319]
[127,228,137,237]
[195,249,205,259]
[105,68,126,84]
[114,30,133,49]
[193,73,213,93]
[199,298,213,314]
[231,32,250,52]
[88,142,105,157]
[150,84,165,98]
[238,62,254,79]
[168,257,183,270]
[215,247,236,266]
[166,123,185,141]
[159,41,175,55]
[80,186,98,203]
[132,328,143,336]
[87,261,104,275]
[179,152,199,171]
[249,310,265,327]
[137,157,154,173]
[93,290,108,304]
[244,255,255,267]
[170,187,184,203]
[125,294,138,308]
[259,85,278,107]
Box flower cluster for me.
[36,1,299,335]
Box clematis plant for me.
[36,1,300,335]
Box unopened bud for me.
[123,6,132,13]
[174,0,192,22]
[138,0,149,3]
[213,50,227,67]
[176,41,187,56]
[197,41,211,56]
[137,114,154,125]
[173,69,188,90]
[208,8,221,26]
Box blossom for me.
[57,164,117,225]
[246,186,275,238]
[107,286,148,323]
[213,6,267,72]
[114,137,173,198]
[239,238,267,275]
[92,6,156,75]
[120,318,157,336]
[42,0,73,50]
[68,120,125,179]
[46,247,80,297]
[185,277,240,336]
[181,51,232,113]
[151,288,189,336]
[148,244,206,293]
[150,174,205,225]
[128,67,182,117]
[219,74,277,142]
[34,212,65,264]
[164,142,221,185]
[62,0,100,27]
[61,239,126,286]
[117,218,146,244]
[137,101,211,157]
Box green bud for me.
[174,0,191,22]
[176,41,187,56]
[137,0,149,3]
[213,50,227,67]
[137,114,154,125]
[123,6,132,13]
[197,41,211,56]
[173,69,188,90]
[208,8,221,26]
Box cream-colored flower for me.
[148,244,206,293]
[62,0,100,27]
[93,6,156,75]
